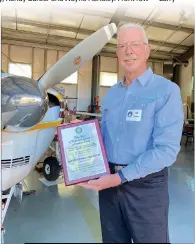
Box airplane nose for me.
[1,75,48,129]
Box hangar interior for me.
[1,3,194,244]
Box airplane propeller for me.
[1,23,117,131]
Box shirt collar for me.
[137,67,153,86]
[118,77,126,87]
[118,68,153,87]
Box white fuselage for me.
[1,23,117,192]
[2,105,61,191]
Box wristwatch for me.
[117,170,128,184]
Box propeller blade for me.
[37,23,117,93]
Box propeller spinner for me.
[1,75,48,129]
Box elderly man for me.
[79,23,184,243]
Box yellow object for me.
[27,120,62,131]
[3,120,63,133]
[56,94,63,101]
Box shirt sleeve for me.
[121,84,184,181]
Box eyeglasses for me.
[117,41,147,52]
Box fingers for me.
[78,179,99,186]
[88,179,100,186]
[77,183,88,187]
[80,184,100,191]
[77,178,103,191]
[77,182,101,191]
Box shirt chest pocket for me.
[103,104,120,129]
[103,107,117,124]
[125,101,155,131]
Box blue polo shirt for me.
[101,68,184,181]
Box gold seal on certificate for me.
[57,119,110,186]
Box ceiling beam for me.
[121,16,194,34]
[64,7,112,18]
[2,25,189,51]
[177,46,194,61]
[2,39,71,52]
[2,28,180,58]
[2,27,117,49]
[59,8,194,33]
[1,37,176,61]
[23,7,193,34]
[150,50,179,57]
[5,27,180,51]
[3,15,194,38]
[2,17,94,35]
[2,39,172,61]
[150,40,188,50]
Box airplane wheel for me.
[43,156,61,181]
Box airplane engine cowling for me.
[2,75,49,129]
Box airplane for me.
[1,23,117,227]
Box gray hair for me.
[117,23,148,44]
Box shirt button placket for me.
[115,90,128,162]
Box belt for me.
[109,162,127,173]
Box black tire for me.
[43,156,61,181]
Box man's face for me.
[116,28,151,73]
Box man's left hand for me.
[78,173,121,191]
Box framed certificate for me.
[57,119,110,186]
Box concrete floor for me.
[3,142,194,244]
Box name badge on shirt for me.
[126,110,142,121]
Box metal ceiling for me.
[1,3,194,62]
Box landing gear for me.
[1,182,36,243]
[43,156,61,181]
[22,181,36,196]
[2,185,15,243]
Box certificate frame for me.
[57,119,110,186]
